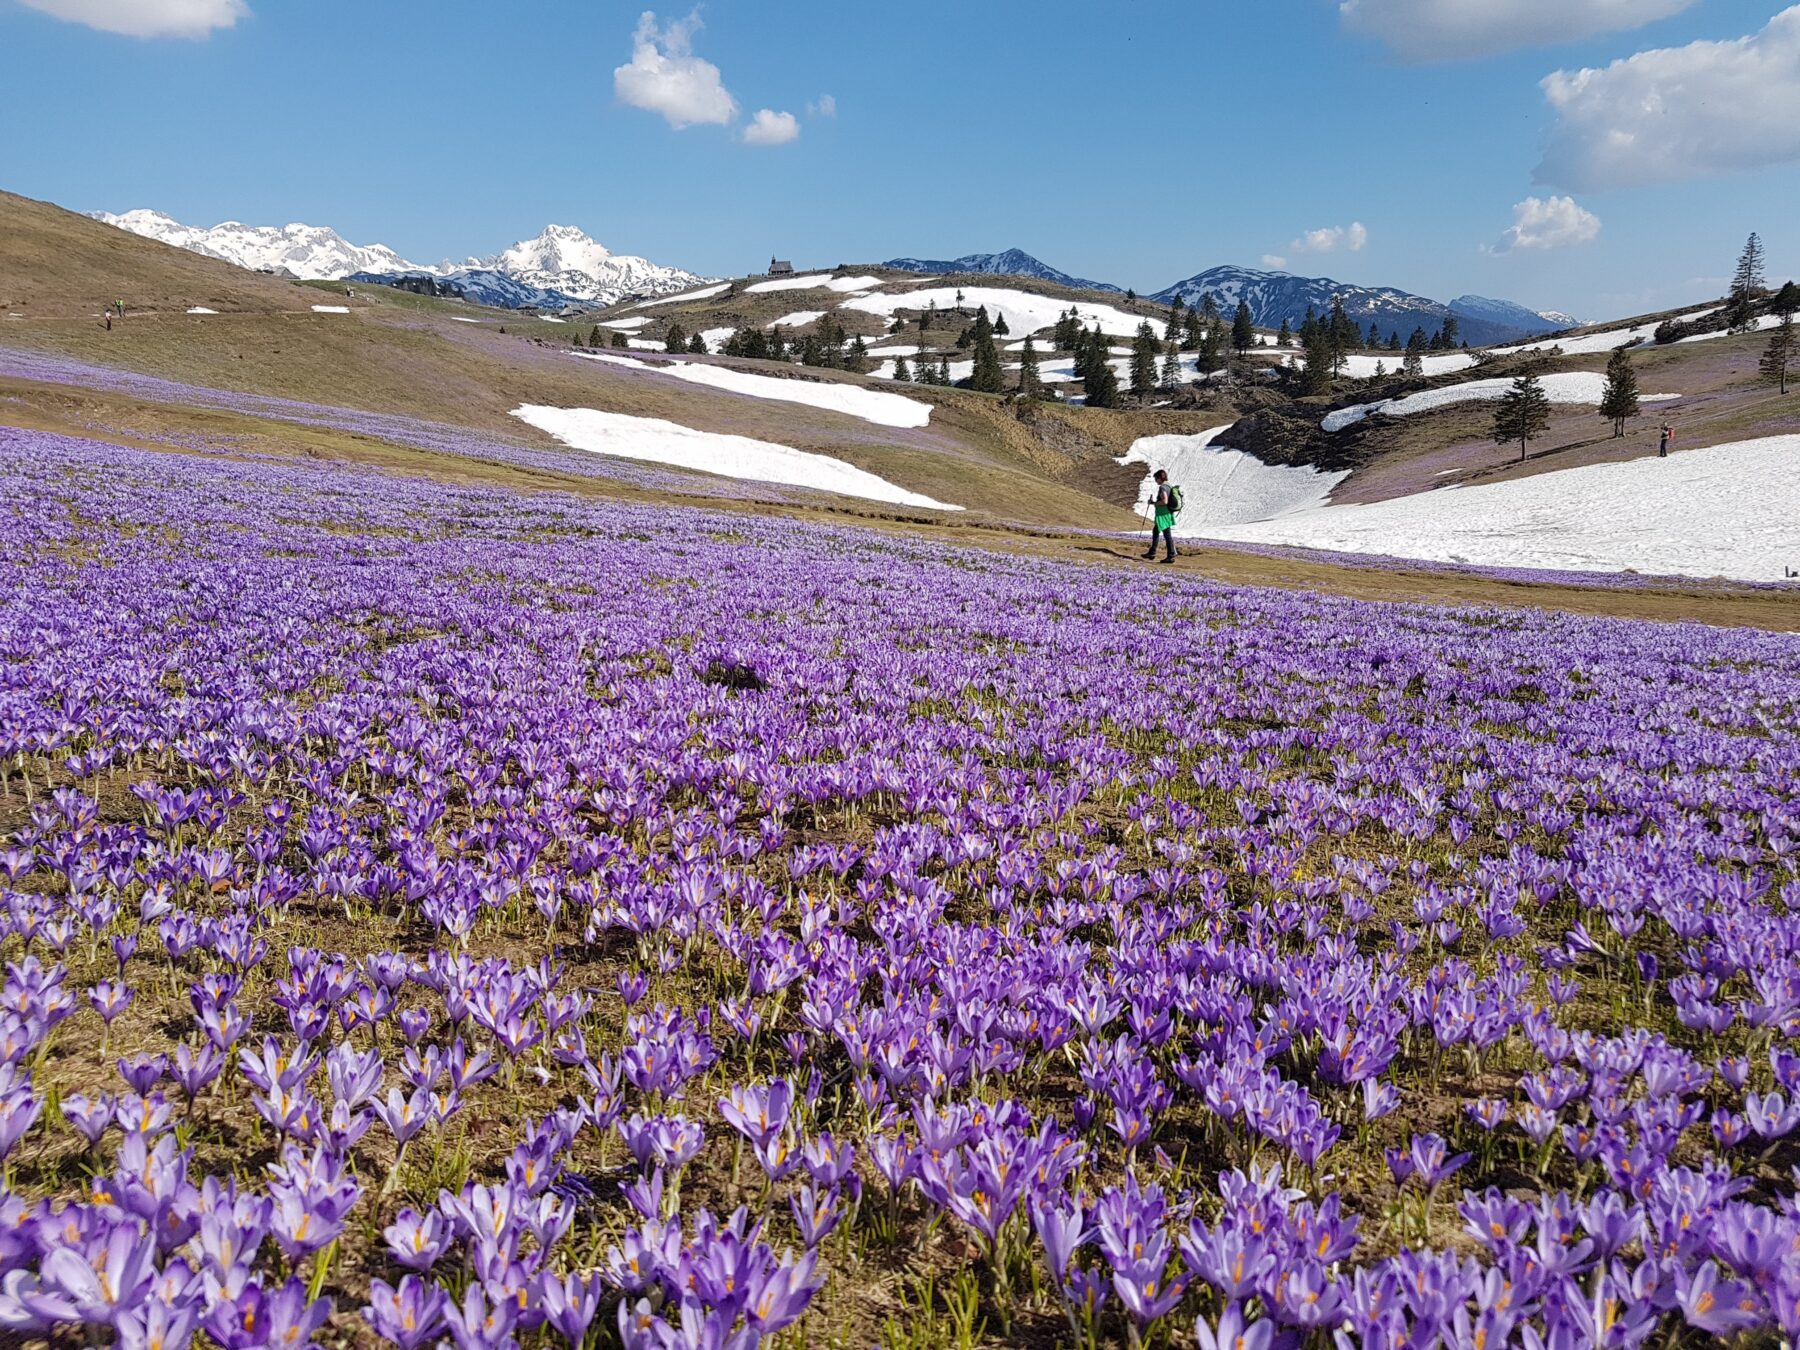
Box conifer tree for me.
[1493,368,1552,460]
[1084,350,1120,408]
[1232,301,1255,357]
[1200,293,1220,324]
[1761,315,1795,395]
[1727,232,1767,330]
[1366,322,1381,349]
[1165,294,1186,344]
[611,331,629,349]
[1387,332,1401,351]
[1277,318,1293,347]
[1300,320,1334,395]
[688,332,707,354]
[1018,337,1041,399]
[892,354,912,382]
[937,354,951,385]
[767,328,788,362]
[1598,346,1640,436]
[969,308,1004,393]
[848,335,870,374]
[589,325,604,346]
[1054,308,1082,351]
[1160,340,1182,390]
[1130,322,1160,399]
[1200,318,1224,374]
[1441,315,1460,348]
[994,313,1010,337]
[1182,310,1204,351]
[1772,280,1799,323]
[571,330,585,348]
[664,323,687,353]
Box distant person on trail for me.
[1659,423,1674,458]
[1142,469,1180,564]
[104,313,111,331]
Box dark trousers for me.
[1145,524,1175,559]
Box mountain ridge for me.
[92,210,710,308]
[885,248,1123,294]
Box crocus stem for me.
[308,1239,337,1303]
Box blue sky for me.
[3,0,1797,321]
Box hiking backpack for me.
[1167,484,1184,514]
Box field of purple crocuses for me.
[4,425,1800,1349]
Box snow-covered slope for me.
[1121,428,1348,527]
[1197,436,1800,582]
[571,351,932,429]
[842,286,1150,340]
[345,268,593,312]
[1320,371,1678,433]
[92,209,420,278]
[885,249,1121,294]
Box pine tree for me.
[1761,316,1796,395]
[994,313,1010,337]
[1165,294,1186,344]
[1084,352,1120,408]
[1160,340,1182,390]
[664,323,687,353]
[1277,318,1293,347]
[1727,232,1767,330]
[1200,293,1220,324]
[892,354,912,382]
[1773,280,1800,323]
[611,331,629,349]
[1326,299,1357,374]
[1367,321,1382,349]
[767,328,788,362]
[969,307,1004,393]
[937,354,951,385]
[848,335,870,374]
[1373,360,1386,379]
[688,332,706,354]
[1199,318,1224,374]
[1441,315,1460,348]
[1182,310,1204,351]
[1387,332,1401,352]
[571,330,584,348]
[1300,321,1334,396]
[1054,309,1082,351]
[1018,337,1041,399]
[1493,368,1552,461]
[1598,346,1640,436]
[1128,322,1159,399]
[589,325,603,347]
[1232,301,1255,357]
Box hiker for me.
[115,298,124,318]
[104,313,111,331]
[1659,423,1674,458]
[1142,469,1180,564]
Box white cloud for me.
[18,0,247,38]
[1261,255,1289,270]
[742,109,800,146]
[1291,222,1368,255]
[1537,6,1800,191]
[1493,196,1601,252]
[1339,0,1697,62]
[807,94,837,117]
[613,9,737,130]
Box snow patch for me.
[632,282,732,308]
[510,404,958,508]
[571,351,932,428]
[310,305,350,314]
[449,316,483,324]
[600,316,651,330]
[746,274,882,295]
[185,307,218,315]
[1199,436,1800,582]
[1121,428,1348,527]
[769,311,826,330]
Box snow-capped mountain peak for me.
[481,224,616,279]
[886,248,1122,294]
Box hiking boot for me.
[1159,556,1175,565]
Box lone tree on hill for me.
[1598,346,1640,436]
[1761,315,1796,395]
[993,313,1010,337]
[1493,368,1552,461]
[1232,301,1255,357]
[1726,233,1767,331]
[1130,322,1160,399]
[1017,337,1041,398]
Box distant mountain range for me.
[91,211,710,309]
[890,249,1575,344]
[884,249,1123,295]
[1153,267,1570,346]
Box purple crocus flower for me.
[363,1275,447,1350]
